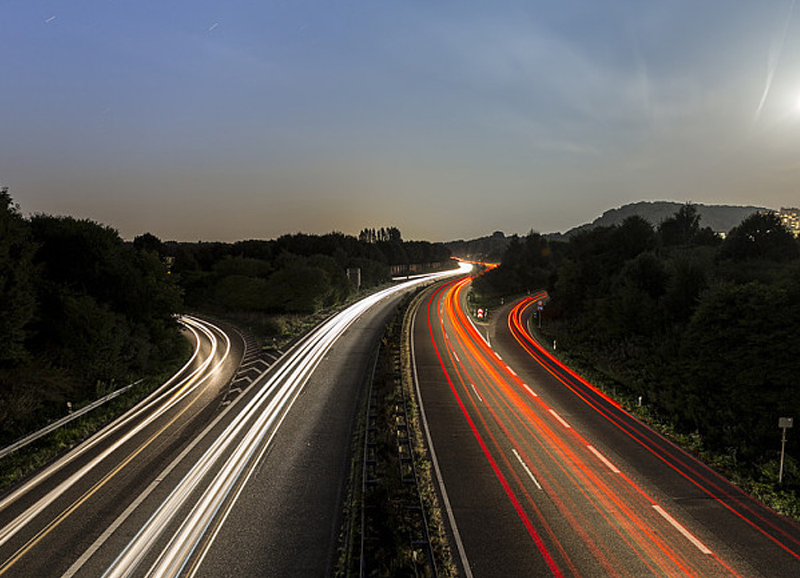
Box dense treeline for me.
[0,189,183,443]
[0,188,453,444]
[166,227,452,317]
[446,231,510,263]
[475,205,800,480]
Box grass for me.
[530,319,800,523]
[336,288,457,578]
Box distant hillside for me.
[449,202,771,259]
[550,201,769,241]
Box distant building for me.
[778,207,800,238]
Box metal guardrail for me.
[0,378,144,461]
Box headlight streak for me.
[509,296,800,564]
[103,267,469,578]
[0,319,204,518]
[0,317,232,576]
[425,279,749,576]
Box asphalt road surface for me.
[0,316,243,578]
[411,277,800,577]
[0,267,468,578]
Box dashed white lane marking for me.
[652,504,713,555]
[512,449,543,490]
[453,351,460,363]
[470,383,483,402]
[587,445,621,474]
[507,366,518,377]
[522,383,538,397]
[548,409,571,429]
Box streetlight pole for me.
[779,417,794,485]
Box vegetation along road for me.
[411,274,800,577]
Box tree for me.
[719,211,799,262]
[28,215,182,385]
[0,188,37,365]
[613,215,657,260]
[133,232,165,257]
[658,204,701,246]
[677,280,800,457]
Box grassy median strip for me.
[337,289,457,578]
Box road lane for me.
[501,295,800,578]
[413,278,760,577]
[2,267,469,578]
[0,316,243,578]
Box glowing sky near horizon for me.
[2,1,800,242]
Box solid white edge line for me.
[109,269,468,577]
[63,320,244,577]
[586,445,621,474]
[548,408,571,429]
[466,314,490,348]
[511,449,543,491]
[411,297,475,578]
[652,504,713,555]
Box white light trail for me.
[104,266,468,578]
[0,317,230,553]
[755,0,797,122]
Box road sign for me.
[780,417,794,429]
[477,308,484,319]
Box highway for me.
[411,276,800,577]
[0,315,242,578]
[0,266,468,577]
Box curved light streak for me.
[420,278,748,576]
[103,265,470,578]
[0,316,231,574]
[509,295,800,564]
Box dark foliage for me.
[476,205,800,474]
[168,228,452,316]
[0,192,184,443]
[0,188,37,366]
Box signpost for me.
[779,417,794,484]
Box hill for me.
[448,202,770,260]
[551,201,768,241]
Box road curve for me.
[0,315,243,578]
[501,295,800,578]
[411,277,780,577]
[1,266,469,578]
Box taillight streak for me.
[509,296,800,562]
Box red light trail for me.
[418,277,750,576]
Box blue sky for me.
[2,1,800,241]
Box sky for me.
[2,1,800,242]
